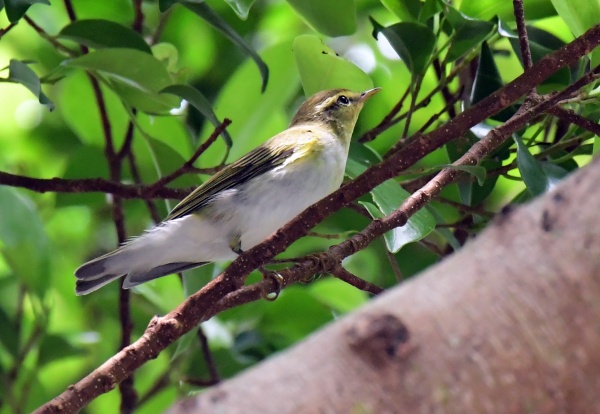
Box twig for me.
[384,249,403,282]
[23,16,76,56]
[151,8,172,45]
[330,266,384,295]
[198,327,221,384]
[0,171,187,199]
[0,22,17,40]
[359,85,411,142]
[147,118,231,190]
[132,0,144,33]
[547,106,600,137]
[513,0,534,70]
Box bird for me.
[75,87,380,295]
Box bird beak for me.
[359,87,381,102]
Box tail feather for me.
[122,261,206,289]
[75,272,122,295]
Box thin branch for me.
[513,0,534,70]
[0,22,17,40]
[384,249,404,282]
[151,8,172,45]
[359,85,411,142]
[198,327,221,384]
[132,0,144,33]
[146,118,231,190]
[23,16,76,56]
[0,171,187,199]
[330,266,384,295]
[547,106,600,137]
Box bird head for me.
[290,88,380,142]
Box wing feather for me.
[166,144,294,220]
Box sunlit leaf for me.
[57,19,151,53]
[552,0,600,67]
[63,48,180,113]
[184,2,269,92]
[371,18,435,76]
[223,0,256,20]
[460,0,556,21]
[307,278,368,313]
[287,0,356,37]
[381,0,421,22]
[293,35,373,96]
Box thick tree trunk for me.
[168,158,600,414]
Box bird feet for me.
[259,267,284,301]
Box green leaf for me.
[0,187,51,297]
[419,0,443,22]
[4,60,54,110]
[184,2,269,92]
[161,84,232,147]
[381,0,421,22]
[3,0,49,22]
[551,0,600,66]
[371,19,435,76]
[63,48,180,113]
[202,41,299,162]
[445,11,495,62]
[460,0,556,21]
[37,334,86,367]
[286,0,356,37]
[0,307,19,357]
[307,278,368,313]
[444,164,487,185]
[471,42,516,121]
[499,22,570,93]
[57,19,152,54]
[293,35,373,96]
[513,133,549,197]
[347,143,435,253]
[223,0,256,19]
[56,146,110,208]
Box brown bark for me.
[168,158,600,414]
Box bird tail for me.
[74,220,207,295]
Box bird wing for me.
[166,143,294,221]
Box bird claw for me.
[259,268,284,301]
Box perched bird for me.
[75,88,380,295]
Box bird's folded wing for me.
[166,144,294,220]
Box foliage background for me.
[0,0,597,412]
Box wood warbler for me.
[75,88,380,295]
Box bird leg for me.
[258,267,284,301]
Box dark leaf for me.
[5,60,54,110]
[3,0,49,22]
[162,84,232,147]
[57,19,152,54]
[371,18,435,76]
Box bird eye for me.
[337,95,350,105]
